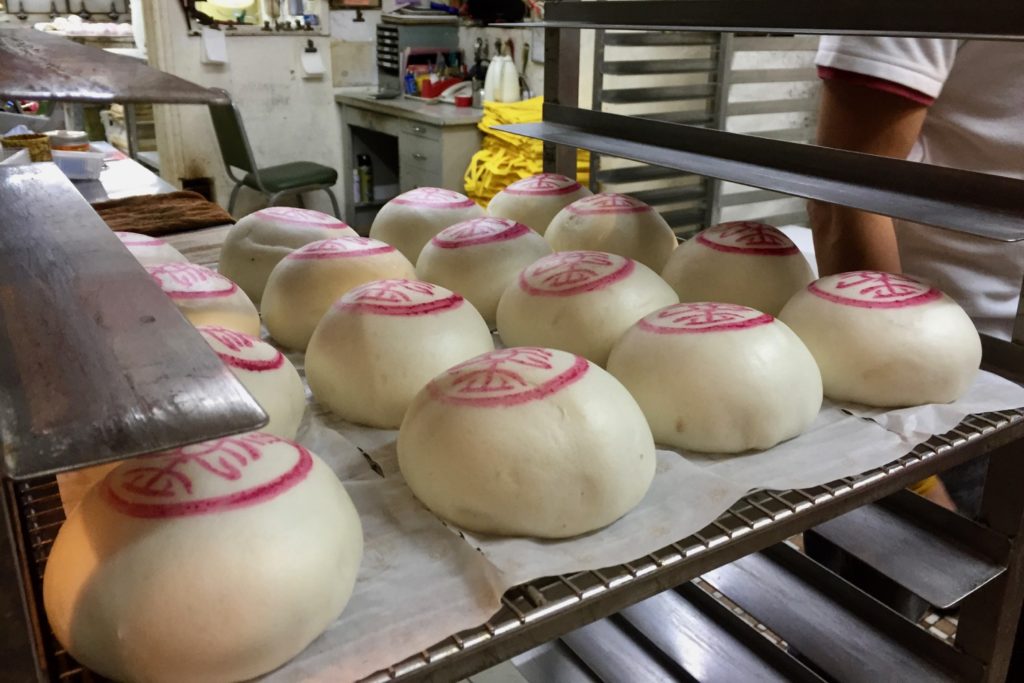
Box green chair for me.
[208,91,340,217]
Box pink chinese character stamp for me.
[519,251,635,296]
[503,173,583,196]
[286,237,395,260]
[638,302,774,334]
[432,217,531,249]
[256,206,351,229]
[428,347,589,407]
[115,232,167,247]
[198,325,285,372]
[565,193,651,216]
[336,278,464,316]
[392,187,476,208]
[696,221,799,256]
[147,263,238,299]
[103,433,312,518]
[809,271,940,308]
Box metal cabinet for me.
[337,93,483,231]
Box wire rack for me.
[12,409,1024,683]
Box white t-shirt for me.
[816,37,1024,340]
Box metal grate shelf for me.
[13,409,1024,682]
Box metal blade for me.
[0,164,266,479]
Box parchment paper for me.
[56,363,1024,682]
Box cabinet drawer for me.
[399,133,443,171]
[343,106,402,137]
[401,120,442,141]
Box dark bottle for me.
[356,153,374,203]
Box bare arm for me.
[810,79,929,275]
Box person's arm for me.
[810,79,930,275]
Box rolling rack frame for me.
[5,3,1024,681]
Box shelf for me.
[496,106,1024,242]
[0,29,227,105]
[517,580,827,682]
[538,1,1024,40]
[13,403,1023,682]
[810,489,1008,609]
[355,408,1024,681]
[703,543,983,682]
[0,165,266,479]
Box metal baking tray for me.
[10,409,1023,682]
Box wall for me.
[145,2,343,217]
[147,1,548,218]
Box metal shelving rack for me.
[6,3,1024,682]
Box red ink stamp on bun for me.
[335,278,463,316]
[391,187,476,209]
[198,325,285,373]
[286,236,395,260]
[431,217,531,249]
[638,302,774,334]
[519,251,635,297]
[502,173,583,197]
[565,193,652,216]
[696,221,800,256]
[254,206,351,229]
[102,433,312,518]
[428,347,589,407]
[115,232,167,247]
[808,271,941,309]
[147,263,238,299]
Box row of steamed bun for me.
[118,176,981,458]
[45,179,982,683]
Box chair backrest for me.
[207,90,257,179]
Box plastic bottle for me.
[499,56,520,103]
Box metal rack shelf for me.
[10,410,1023,682]
[495,109,1024,242]
[535,0,1024,40]
[0,29,228,104]
[367,409,1024,681]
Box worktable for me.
[336,88,483,230]
[71,141,176,203]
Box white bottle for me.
[483,56,503,103]
[499,56,520,103]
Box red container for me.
[454,95,473,108]
[421,77,464,99]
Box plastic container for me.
[47,130,91,151]
[51,149,105,180]
[420,77,463,100]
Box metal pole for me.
[706,32,733,227]
[1,482,45,682]
[543,1,581,178]
[588,28,605,193]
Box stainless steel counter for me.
[71,142,176,203]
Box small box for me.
[51,149,105,180]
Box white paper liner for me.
[837,371,1024,445]
[54,361,1024,682]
